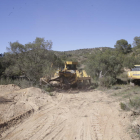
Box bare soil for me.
[0,85,133,140]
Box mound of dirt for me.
[0,84,20,96]
[0,85,52,124]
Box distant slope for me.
[53,47,113,63]
[54,47,112,55]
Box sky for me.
[1,0,140,53]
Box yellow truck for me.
[128,65,140,85]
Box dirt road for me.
[1,89,132,140]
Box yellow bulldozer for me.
[40,61,91,88]
[128,65,140,85]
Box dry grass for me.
[111,85,140,139]
[0,78,34,89]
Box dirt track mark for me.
[1,91,132,140]
[0,109,34,136]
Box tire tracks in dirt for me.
[1,91,132,140]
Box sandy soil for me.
[0,85,132,140]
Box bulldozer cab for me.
[64,61,77,70]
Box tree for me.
[123,54,137,69]
[0,56,6,77]
[133,36,140,48]
[86,49,124,87]
[114,39,132,54]
[4,37,63,83]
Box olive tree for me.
[87,49,124,87]
[4,37,62,83]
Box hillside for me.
[53,47,113,63]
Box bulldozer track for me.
[0,109,34,136]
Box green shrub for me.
[129,97,140,109]
[99,76,116,88]
[89,82,98,89]
[49,92,55,96]
[118,72,128,79]
[14,79,33,89]
[0,78,34,89]
[43,86,54,93]
[120,102,128,110]
[86,49,124,87]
